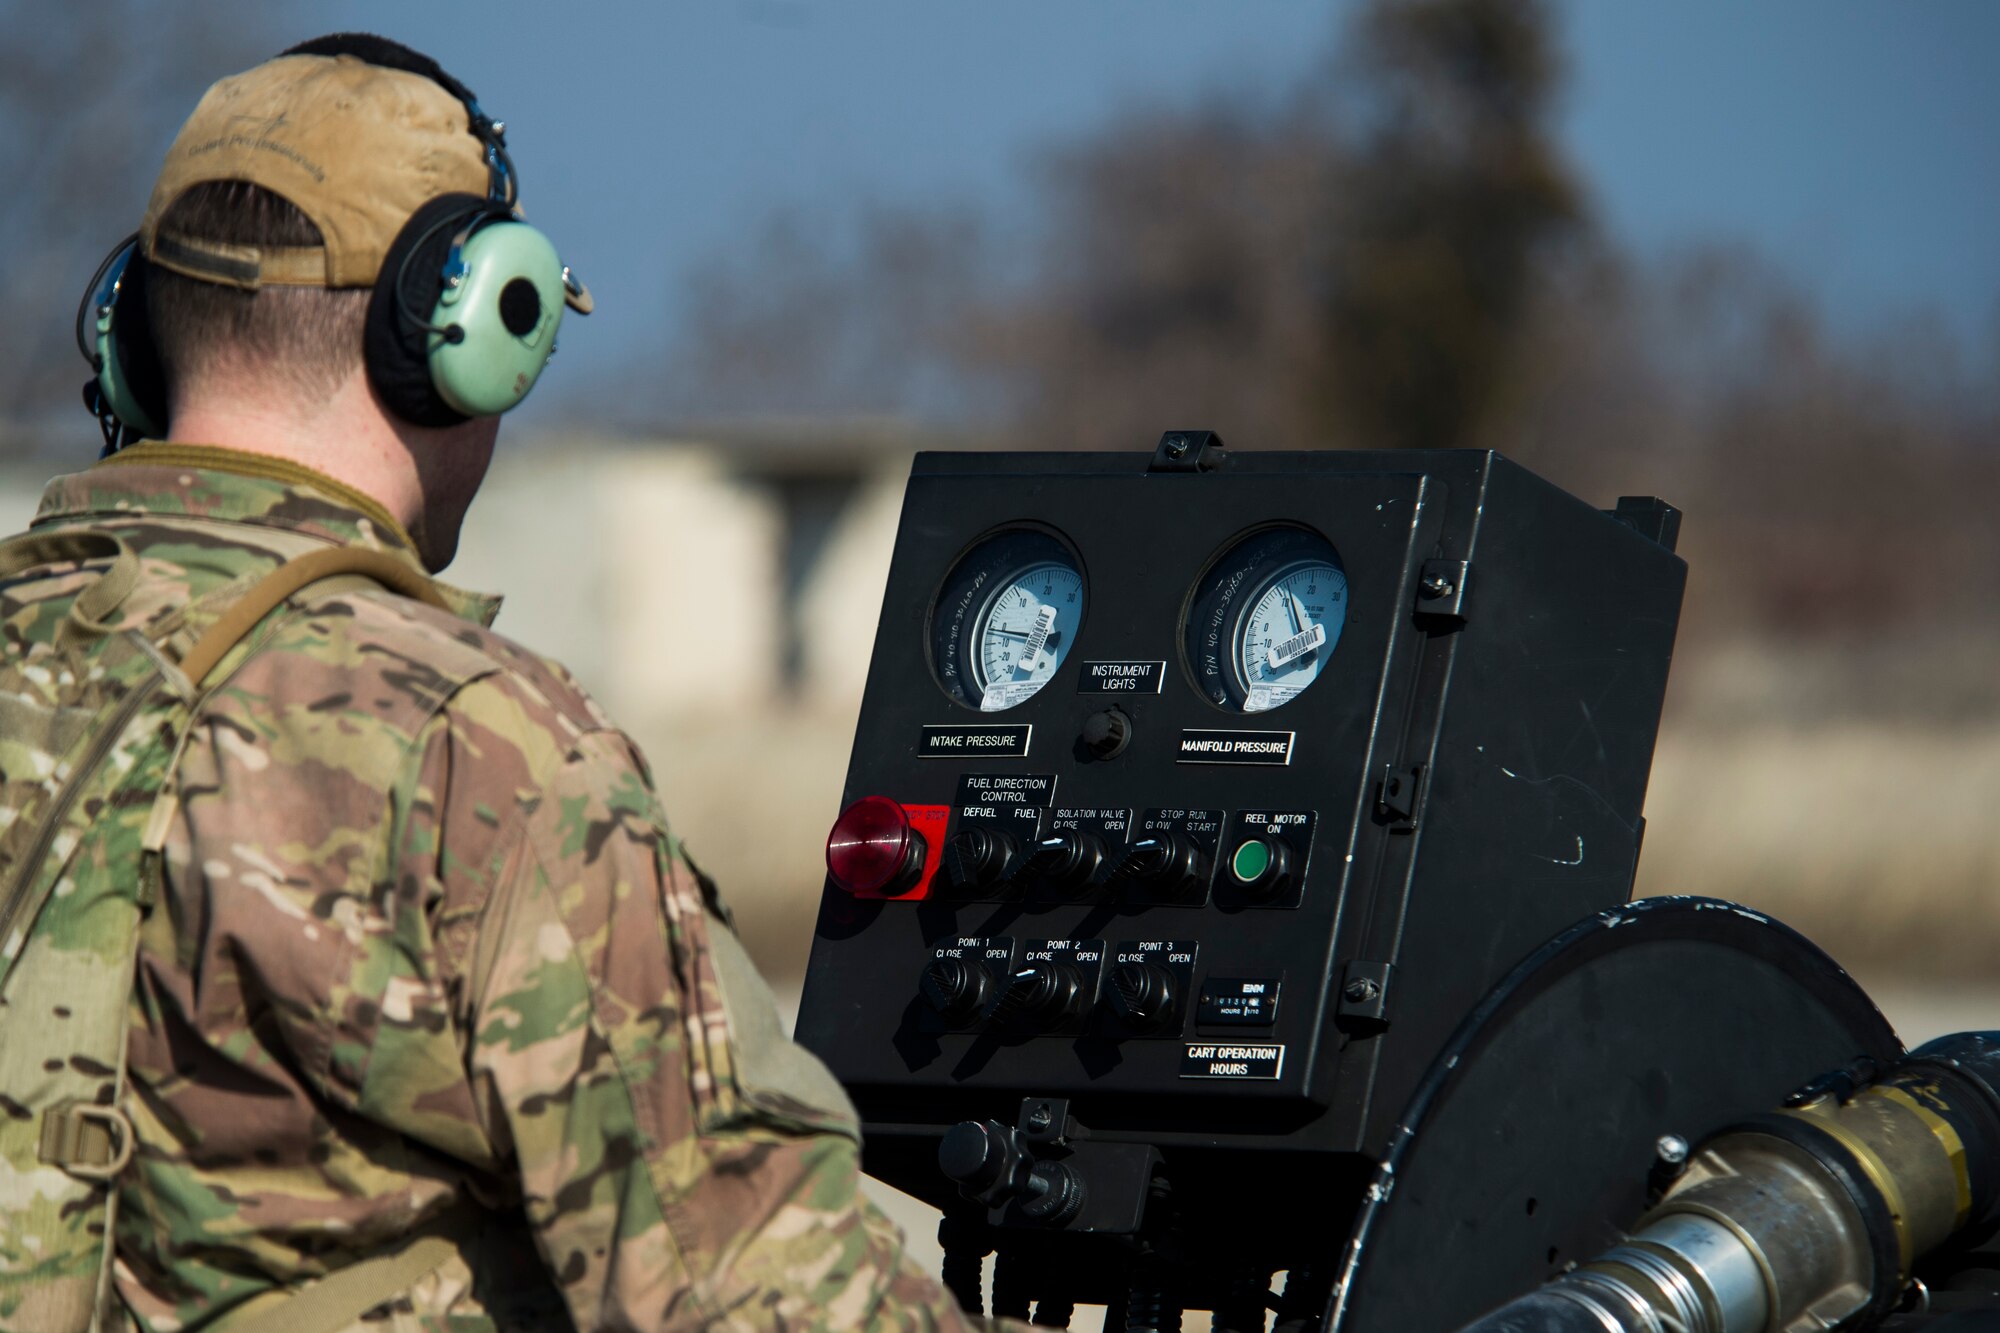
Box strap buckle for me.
[39,1100,135,1181]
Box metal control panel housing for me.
[796,448,1685,1219]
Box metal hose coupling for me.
[1457,1031,2000,1333]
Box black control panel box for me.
[796,448,1684,1219]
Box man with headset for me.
[0,35,999,1333]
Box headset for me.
[77,33,588,454]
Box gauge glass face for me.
[1184,528,1347,713]
[932,531,1086,711]
[971,561,1086,710]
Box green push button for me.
[1230,838,1272,884]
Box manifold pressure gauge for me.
[1184,526,1347,713]
[932,529,1086,712]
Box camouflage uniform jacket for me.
[12,443,995,1332]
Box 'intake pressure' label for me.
[920,725,1032,758]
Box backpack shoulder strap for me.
[178,545,452,685]
[208,1230,461,1333]
[0,540,452,1333]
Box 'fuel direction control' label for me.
[955,773,1057,808]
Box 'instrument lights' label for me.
[1077,660,1166,694]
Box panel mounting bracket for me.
[1415,559,1470,620]
[1149,430,1227,473]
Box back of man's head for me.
[148,182,366,414]
[139,35,490,423]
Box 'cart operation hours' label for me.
[1180,1043,1285,1080]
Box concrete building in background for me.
[451,429,917,726]
[0,429,919,730]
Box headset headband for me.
[278,33,518,207]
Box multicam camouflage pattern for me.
[0,444,1001,1332]
[0,524,191,1333]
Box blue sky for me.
[221,2,1996,424]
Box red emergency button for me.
[826,796,929,896]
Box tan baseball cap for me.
[139,52,589,312]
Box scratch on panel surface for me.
[1534,835,1586,867]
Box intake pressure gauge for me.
[932,529,1086,711]
[1183,526,1347,712]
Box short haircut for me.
[147,181,370,414]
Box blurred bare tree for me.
[1317,0,1580,450]
[649,0,1583,454]
[642,0,1997,675]
[638,203,1004,427]
[974,101,1344,450]
[0,1,272,452]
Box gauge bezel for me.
[926,524,1089,712]
[1178,522,1349,714]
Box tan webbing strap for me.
[178,546,452,685]
[210,1230,460,1333]
[0,529,140,634]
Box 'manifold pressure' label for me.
[1179,1042,1285,1080]
[1176,730,1296,765]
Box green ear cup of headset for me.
[79,240,166,441]
[425,221,566,417]
[94,302,166,440]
